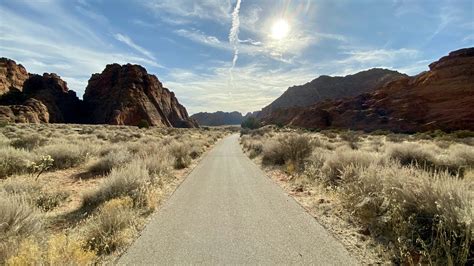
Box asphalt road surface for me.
[118,134,356,265]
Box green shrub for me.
[241,117,261,130]
[137,119,150,129]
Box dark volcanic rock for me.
[263,47,474,133]
[191,111,243,126]
[258,68,406,118]
[83,64,197,127]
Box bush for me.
[386,142,436,167]
[37,143,88,170]
[137,119,150,129]
[82,161,150,209]
[0,194,42,262]
[83,197,137,255]
[340,164,472,265]
[262,134,313,168]
[87,148,132,175]
[0,147,34,178]
[320,148,381,185]
[241,117,262,130]
[10,134,47,150]
[169,142,191,169]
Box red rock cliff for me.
[83,64,197,128]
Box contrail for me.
[229,0,242,84]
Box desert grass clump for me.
[262,134,313,169]
[82,161,150,209]
[340,164,472,265]
[37,143,88,170]
[320,147,382,185]
[385,142,437,167]
[0,194,42,262]
[87,148,132,175]
[0,146,34,178]
[10,134,47,151]
[83,197,138,255]
[170,142,191,169]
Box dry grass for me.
[0,123,228,264]
[241,128,474,264]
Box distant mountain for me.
[258,68,406,118]
[262,48,474,133]
[0,58,197,127]
[191,111,243,126]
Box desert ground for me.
[0,123,229,264]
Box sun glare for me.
[271,19,290,40]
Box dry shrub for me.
[320,148,381,185]
[340,164,472,265]
[6,234,96,265]
[83,197,138,255]
[82,161,150,209]
[0,147,34,178]
[10,134,47,151]
[1,179,69,212]
[142,154,171,183]
[262,134,313,168]
[0,194,42,263]
[37,143,88,170]
[387,142,473,176]
[87,148,132,175]
[170,142,191,169]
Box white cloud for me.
[175,29,225,48]
[0,4,164,96]
[114,33,156,61]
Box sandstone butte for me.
[0,58,197,128]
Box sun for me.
[271,19,290,40]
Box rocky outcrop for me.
[191,111,243,126]
[0,58,29,95]
[83,64,197,128]
[0,59,82,124]
[258,68,406,118]
[262,47,474,133]
[0,99,49,123]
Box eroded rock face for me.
[258,68,406,118]
[262,47,474,133]
[83,63,197,127]
[0,99,49,123]
[0,57,29,95]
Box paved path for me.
[118,134,356,265]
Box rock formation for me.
[191,111,243,126]
[262,47,474,133]
[0,58,29,96]
[258,68,406,118]
[0,59,196,127]
[83,64,197,127]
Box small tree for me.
[241,117,261,129]
[137,119,150,129]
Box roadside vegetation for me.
[0,123,227,264]
[240,127,473,265]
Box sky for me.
[0,0,473,114]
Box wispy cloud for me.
[175,29,225,49]
[229,0,242,83]
[114,33,156,61]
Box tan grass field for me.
[0,123,229,264]
[240,127,473,265]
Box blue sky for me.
[1,0,473,114]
